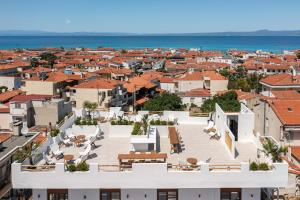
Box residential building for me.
[178,88,210,107]
[70,79,128,109]
[175,71,228,95]
[260,73,300,96]
[11,106,288,200]
[9,94,72,132]
[0,76,22,90]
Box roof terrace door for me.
[47,189,68,200]
[220,188,241,200]
[100,189,121,200]
[157,189,178,200]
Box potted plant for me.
[14,142,39,167]
[262,138,288,162]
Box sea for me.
[0,36,300,53]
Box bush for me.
[76,161,89,171]
[67,164,77,172]
[50,129,59,137]
[131,122,141,135]
[87,120,93,126]
[167,121,174,125]
[249,161,258,171]
[81,119,87,125]
[160,121,167,125]
[111,119,134,125]
[258,163,269,171]
[75,117,81,125]
[92,120,97,125]
[249,161,270,171]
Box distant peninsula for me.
[0,29,300,36]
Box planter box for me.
[109,125,133,138]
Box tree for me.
[83,101,98,119]
[143,93,183,111]
[201,91,241,113]
[141,114,149,135]
[40,52,57,68]
[30,57,39,67]
[219,68,230,78]
[14,142,39,165]
[262,138,287,162]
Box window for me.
[190,97,195,103]
[47,189,68,200]
[157,189,178,200]
[100,189,121,200]
[15,103,21,109]
[221,188,241,200]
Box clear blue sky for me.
[1,0,300,33]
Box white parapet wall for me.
[12,162,288,189]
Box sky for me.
[1,0,300,33]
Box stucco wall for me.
[71,88,110,109]
[31,188,261,200]
[210,80,228,95]
[0,113,12,129]
[177,80,203,92]
[23,81,55,95]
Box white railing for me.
[12,161,288,189]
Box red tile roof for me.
[183,88,211,97]
[261,74,300,86]
[0,90,23,103]
[73,79,120,89]
[10,94,52,103]
[268,99,300,126]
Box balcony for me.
[12,162,288,189]
[10,108,27,116]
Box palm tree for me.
[262,138,288,162]
[141,114,149,135]
[83,101,98,119]
[14,142,39,165]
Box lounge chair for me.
[59,134,72,146]
[79,144,91,157]
[203,121,214,132]
[43,152,54,165]
[50,143,63,159]
[209,131,221,140]
[84,136,97,148]
[65,129,76,140]
[75,153,89,165]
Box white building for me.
[11,107,288,200]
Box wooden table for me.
[187,157,198,165]
[76,135,85,140]
[118,153,168,162]
[168,127,179,145]
[64,155,74,162]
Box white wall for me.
[242,188,261,200]
[12,162,288,189]
[0,113,12,129]
[121,189,156,200]
[109,125,133,138]
[178,188,220,200]
[32,188,261,200]
[69,189,99,200]
[238,104,255,142]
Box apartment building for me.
[11,105,288,200]
[260,73,300,96]
[252,91,300,145]
[9,94,72,131]
[70,79,128,109]
[22,72,83,97]
[175,71,228,95]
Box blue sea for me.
[0,36,300,53]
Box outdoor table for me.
[64,155,74,163]
[187,157,198,165]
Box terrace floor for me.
[48,124,259,166]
